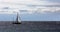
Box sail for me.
[17,12,21,23]
[18,17,21,23]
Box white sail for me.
[18,15,21,23]
[16,12,21,23]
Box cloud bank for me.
[0,0,60,14]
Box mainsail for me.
[16,12,21,23]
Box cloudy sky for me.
[0,0,60,21]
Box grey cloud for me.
[47,0,60,3]
[36,0,60,3]
[19,10,28,12]
[27,5,60,7]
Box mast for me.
[16,12,18,22]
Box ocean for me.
[0,21,59,32]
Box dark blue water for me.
[0,21,59,32]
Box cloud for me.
[0,0,60,14]
[35,7,60,14]
[45,0,60,3]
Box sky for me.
[0,0,60,21]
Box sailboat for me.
[13,12,21,24]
